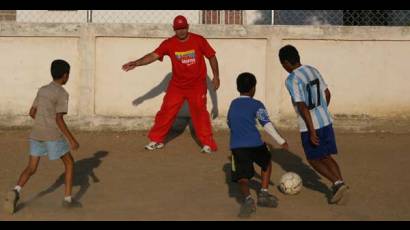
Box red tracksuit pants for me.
[147,83,217,151]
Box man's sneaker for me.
[62,199,83,209]
[330,182,349,204]
[238,197,256,218]
[145,142,164,151]
[201,145,212,154]
[257,190,279,208]
[3,189,20,214]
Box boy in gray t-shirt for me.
[3,59,81,214]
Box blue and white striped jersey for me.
[285,65,333,132]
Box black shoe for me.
[3,189,20,214]
[257,190,279,208]
[62,199,83,209]
[238,197,256,218]
[330,182,349,204]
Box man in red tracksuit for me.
[122,15,220,154]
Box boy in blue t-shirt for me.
[227,72,288,218]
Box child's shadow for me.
[269,147,332,199]
[132,73,219,147]
[16,151,109,211]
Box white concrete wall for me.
[0,37,80,116]
[1,23,409,131]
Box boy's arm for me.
[263,122,288,150]
[256,106,288,149]
[296,102,319,146]
[29,107,37,119]
[56,113,79,151]
[30,92,39,119]
[325,88,331,106]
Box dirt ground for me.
[1,124,410,220]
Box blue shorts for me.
[30,139,70,160]
[301,124,338,160]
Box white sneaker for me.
[145,142,164,150]
[201,145,212,154]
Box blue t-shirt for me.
[227,96,271,149]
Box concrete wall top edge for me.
[2,23,410,40]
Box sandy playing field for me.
[1,125,409,220]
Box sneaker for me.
[3,189,20,215]
[145,142,164,151]
[330,182,349,204]
[62,199,83,209]
[238,197,256,218]
[257,190,279,208]
[201,145,212,154]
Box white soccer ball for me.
[279,172,302,195]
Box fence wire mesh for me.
[272,10,410,26]
[1,10,410,26]
[12,10,200,24]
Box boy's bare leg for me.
[309,157,348,204]
[60,152,82,208]
[17,156,41,187]
[237,178,255,218]
[4,156,40,214]
[322,156,349,204]
[322,156,343,181]
[60,152,74,197]
[238,178,251,198]
[260,161,272,190]
[308,158,338,183]
[258,162,278,208]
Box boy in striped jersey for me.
[278,45,349,205]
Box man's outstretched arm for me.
[122,52,160,72]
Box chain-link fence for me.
[1,10,410,26]
[271,10,410,26]
[13,10,200,24]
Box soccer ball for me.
[279,172,302,195]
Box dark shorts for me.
[230,144,271,182]
[301,124,338,160]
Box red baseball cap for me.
[173,15,188,30]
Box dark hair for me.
[51,59,70,80]
[236,72,257,93]
[279,45,300,65]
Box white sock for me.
[334,180,344,186]
[14,185,22,193]
[64,196,72,202]
[260,188,268,192]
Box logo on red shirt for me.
[175,50,196,66]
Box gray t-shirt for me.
[30,81,69,141]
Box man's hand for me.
[212,77,220,90]
[122,61,137,72]
[309,130,320,146]
[208,56,219,90]
[211,106,219,120]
